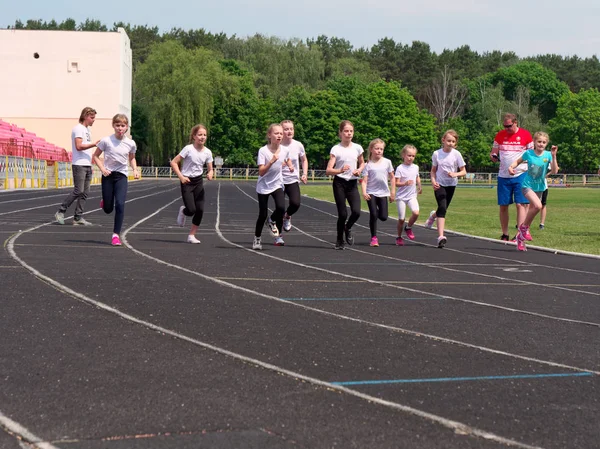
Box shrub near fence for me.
[138,167,600,186]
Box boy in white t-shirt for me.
[54,107,100,226]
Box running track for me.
[1,180,599,449]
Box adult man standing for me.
[55,107,100,225]
[490,113,533,241]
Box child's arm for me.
[286,158,294,172]
[353,154,366,177]
[361,174,370,200]
[170,155,189,184]
[430,165,439,190]
[450,165,467,178]
[508,157,524,175]
[206,161,214,181]
[258,151,279,176]
[300,154,309,184]
[128,153,140,179]
[550,146,559,175]
[388,170,396,202]
[93,147,110,176]
[326,154,348,176]
[416,174,422,194]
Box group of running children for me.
[67,114,557,252]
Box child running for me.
[326,120,366,250]
[92,114,139,246]
[394,144,422,246]
[425,130,467,248]
[279,120,308,232]
[508,132,559,251]
[253,124,293,250]
[361,138,395,247]
[170,124,214,244]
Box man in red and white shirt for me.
[490,113,533,241]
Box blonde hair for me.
[338,120,354,134]
[112,114,129,125]
[280,120,294,127]
[189,124,208,144]
[442,129,459,142]
[533,131,549,141]
[503,113,518,123]
[266,123,282,143]
[401,144,417,156]
[79,107,96,123]
[367,138,385,160]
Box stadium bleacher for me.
[0,119,71,162]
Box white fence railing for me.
[139,167,600,186]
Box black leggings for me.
[366,196,388,237]
[284,182,301,216]
[180,176,205,226]
[332,177,361,241]
[255,188,285,237]
[434,185,456,218]
[101,172,128,234]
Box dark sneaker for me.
[344,227,354,246]
[539,224,545,230]
[335,240,345,250]
[500,234,510,241]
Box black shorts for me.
[541,188,548,206]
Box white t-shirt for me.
[432,148,465,187]
[281,139,306,185]
[71,123,93,166]
[394,163,420,201]
[178,144,213,178]
[97,135,137,176]
[363,158,394,196]
[330,143,364,181]
[256,145,286,194]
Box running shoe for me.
[267,217,279,237]
[404,226,415,240]
[73,217,92,226]
[425,211,436,229]
[437,236,447,248]
[500,234,510,241]
[111,235,122,246]
[283,215,292,232]
[516,229,527,251]
[177,205,186,227]
[521,225,533,241]
[335,240,345,250]
[395,236,404,246]
[252,237,262,250]
[274,236,285,246]
[344,226,354,246]
[187,235,201,244]
[370,236,379,247]
[539,224,545,230]
[54,211,65,225]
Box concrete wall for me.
[0,28,132,151]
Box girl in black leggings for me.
[325,120,366,250]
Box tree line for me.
[9,19,600,171]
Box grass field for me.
[301,184,600,256]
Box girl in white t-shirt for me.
[394,145,422,246]
[170,124,214,244]
[426,130,467,248]
[92,114,140,247]
[325,120,366,250]
[361,138,395,247]
[280,120,308,232]
[253,124,293,250]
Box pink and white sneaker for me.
[424,211,436,229]
[111,234,122,246]
[370,236,379,247]
[520,225,533,241]
[516,229,527,251]
[395,236,404,246]
[404,226,415,240]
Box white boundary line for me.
[0,410,60,449]
[233,184,600,327]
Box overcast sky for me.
[4,0,600,58]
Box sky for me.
[4,0,600,58]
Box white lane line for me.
[0,410,60,449]
[233,184,600,327]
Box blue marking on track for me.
[332,372,595,386]
[281,297,443,301]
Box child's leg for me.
[539,189,548,225]
[101,174,115,214]
[271,188,285,233]
[332,178,348,242]
[112,174,128,235]
[406,198,420,227]
[434,186,448,238]
[522,189,543,227]
[367,197,378,237]
[376,196,388,222]
[284,182,301,217]
[255,193,270,237]
[396,200,406,237]
[180,179,198,217]
[345,180,361,230]
[190,180,205,235]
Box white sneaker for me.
[425,210,436,229]
[177,205,186,227]
[252,236,262,250]
[283,215,292,232]
[187,235,200,244]
[437,235,447,248]
[274,236,285,246]
[267,217,279,237]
